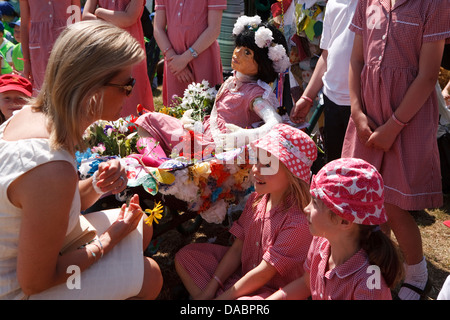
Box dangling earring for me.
[86,95,99,122]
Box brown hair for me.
[359,225,404,288]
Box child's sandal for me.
[396,279,432,300]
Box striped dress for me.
[217,0,244,73]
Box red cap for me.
[0,74,32,97]
[444,220,450,228]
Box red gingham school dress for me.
[342,0,450,210]
[98,0,154,116]
[304,237,392,300]
[155,0,226,107]
[26,0,73,94]
[175,193,313,299]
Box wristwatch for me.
[188,47,198,58]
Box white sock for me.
[398,257,428,300]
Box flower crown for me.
[232,15,290,73]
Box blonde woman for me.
[0,20,162,300]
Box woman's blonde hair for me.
[32,20,145,153]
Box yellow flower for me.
[144,201,164,226]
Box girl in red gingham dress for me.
[175,124,316,300]
[268,158,404,300]
[341,0,450,300]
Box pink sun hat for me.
[310,158,387,225]
[250,123,317,183]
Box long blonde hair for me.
[32,20,145,153]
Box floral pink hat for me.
[251,123,317,182]
[310,158,387,225]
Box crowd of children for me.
[0,0,448,301]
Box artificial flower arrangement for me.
[124,147,255,224]
[77,81,254,225]
[81,115,140,158]
[155,80,217,122]
[76,116,137,181]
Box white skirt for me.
[28,209,144,300]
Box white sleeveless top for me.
[0,117,144,300]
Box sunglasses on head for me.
[105,77,136,96]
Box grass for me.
[417,195,450,299]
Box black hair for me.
[234,21,288,84]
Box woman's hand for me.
[94,159,128,195]
[101,194,144,250]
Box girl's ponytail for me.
[359,225,404,288]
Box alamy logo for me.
[66,265,81,290]
[366,265,381,289]
[169,130,280,175]
[66,5,81,26]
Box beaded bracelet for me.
[391,113,408,127]
[91,240,104,259]
[300,95,313,104]
[85,246,97,260]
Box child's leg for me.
[174,243,231,299]
[175,258,203,298]
[385,203,428,300]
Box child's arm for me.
[152,7,194,84]
[443,80,450,106]
[167,9,223,76]
[94,0,144,29]
[366,39,445,152]
[82,0,98,21]
[266,272,311,300]
[193,238,244,300]
[215,259,278,300]
[348,34,377,145]
[290,50,327,123]
[19,0,31,80]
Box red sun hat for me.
[310,158,387,226]
[0,74,32,97]
[251,123,317,183]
